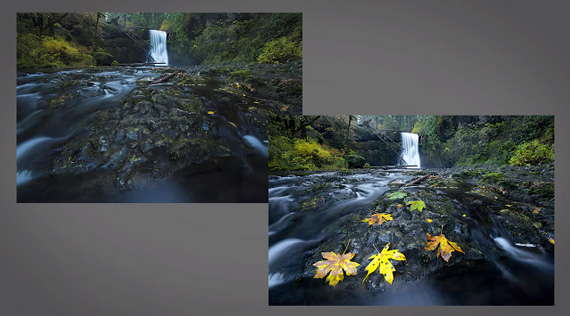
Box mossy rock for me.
[480,172,505,184]
[346,154,365,168]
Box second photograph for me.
[268,115,554,305]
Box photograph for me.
[268,115,554,305]
[16,12,302,202]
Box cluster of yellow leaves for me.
[362,213,393,226]
[313,243,407,287]
[363,243,406,284]
[425,232,464,262]
[313,252,359,287]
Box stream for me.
[268,170,554,305]
[17,67,268,202]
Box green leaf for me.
[407,200,426,212]
[387,191,407,200]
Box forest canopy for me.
[268,115,554,171]
[17,13,302,68]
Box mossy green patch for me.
[480,172,505,184]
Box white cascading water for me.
[400,132,420,168]
[242,135,268,158]
[148,30,169,66]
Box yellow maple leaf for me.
[313,252,359,287]
[362,213,393,226]
[426,218,433,223]
[425,231,464,262]
[363,243,406,284]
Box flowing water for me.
[400,132,420,168]
[16,68,268,202]
[268,171,554,305]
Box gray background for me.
[1,0,568,315]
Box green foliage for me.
[407,200,426,212]
[509,140,554,166]
[428,116,554,167]
[269,135,345,171]
[387,191,407,200]
[183,13,301,64]
[257,36,302,63]
[17,33,90,68]
[363,163,371,168]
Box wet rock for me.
[273,165,554,296]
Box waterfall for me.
[400,132,420,168]
[148,30,169,66]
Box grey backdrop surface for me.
[2,1,568,315]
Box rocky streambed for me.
[268,164,554,305]
[17,63,301,202]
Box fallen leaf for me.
[426,218,433,223]
[549,238,555,244]
[363,243,406,284]
[362,213,393,226]
[207,111,215,115]
[387,191,407,200]
[407,200,426,212]
[425,232,464,262]
[313,252,359,287]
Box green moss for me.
[346,154,365,168]
[528,181,554,200]
[480,172,505,184]
[228,69,253,81]
[300,196,325,211]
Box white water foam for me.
[16,170,34,186]
[268,238,304,266]
[494,237,553,271]
[17,137,53,160]
[243,135,268,158]
[268,273,286,288]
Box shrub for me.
[268,136,344,171]
[17,34,90,69]
[509,140,554,166]
[257,36,302,63]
